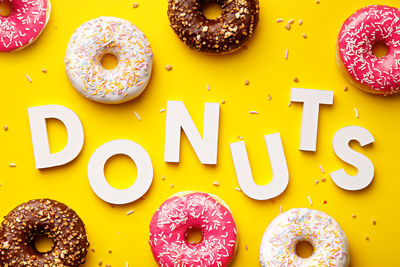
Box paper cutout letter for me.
[164,101,220,164]
[290,88,334,151]
[28,105,84,169]
[88,139,153,204]
[330,126,374,190]
[229,133,289,200]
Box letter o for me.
[88,139,153,204]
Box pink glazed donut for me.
[337,5,400,95]
[149,192,238,267]
[0,0,51,52]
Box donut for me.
[65,16,153,104]
[149,191,238,267]
[337,5,400,95]
[0,199,89,266]
[0,0,51,52]
[167,0,259,54]
[259,208,349,267]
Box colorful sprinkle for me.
[319,164,325,174]
[354,108,359,118]
[134,111,141,121]
[308,195,313,206]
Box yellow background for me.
[0,0,399,265]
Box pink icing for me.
[0,0,48,52]
[338,5,400,95]
[149,192,237,267]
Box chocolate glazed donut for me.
[168,0,259,54]
[0,199,89,266]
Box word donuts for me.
[337,5,400,95]
[0,0,51,52]
[168,0,259,54]
[149,191,238,266]
[65,16,153,104]
[259,208,349,266]
[0,199,89,266]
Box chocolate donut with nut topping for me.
[168,0,259,54]
[0,199,89,266]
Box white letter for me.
[28,105,84,169]
[330,126,374,190]
[229,133,289,200]
[290,88,333,151]
[88,139,153,204]
[164,101,220,165]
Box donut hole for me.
[185,227,203,244]
[372,42,389,58]
[295,240,314,258]
[33,234,54,253]
[202,0,223,20]
[0,0,13,17]
[104,154,137,190]
[101,53,119,70]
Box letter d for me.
[28,105,84,169]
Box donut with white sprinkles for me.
[0,0,51,52]
[65,16,153,104]
[0,199,89,266]
[149,191,238,267]
[337,5,400,95]
[259,208,349,267]
[167,0,259,54]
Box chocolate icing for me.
[0,199,89,266]
[168,0,259,54]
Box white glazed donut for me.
[64,16,153,104]
[259,208,349,267]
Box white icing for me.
[64,16,153,104]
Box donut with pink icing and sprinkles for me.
[337,5,400,95]
[259,208,349,267]
[0,0,51,52]
[65,16,153,104]
[149,192,238,267]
